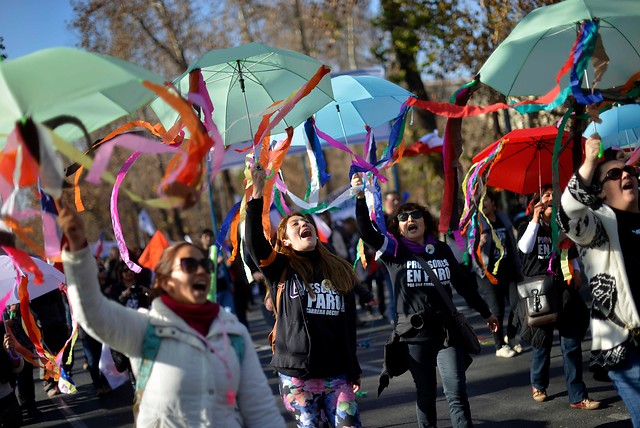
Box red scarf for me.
[161,295,220,336]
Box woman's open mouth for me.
[192,282,208,292]
[407,224,418,232]
[300,229,312,239]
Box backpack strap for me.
[229,334,245,364]
[135,323,162,395]
[267,269,287,353]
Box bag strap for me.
[272,269,287,317]
[413,254,459,317]
[135,322,162,395]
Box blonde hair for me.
[275,212,357,295]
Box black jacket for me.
[245,198,361,382]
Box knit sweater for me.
[559,174,640,368]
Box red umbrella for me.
[472,126,584,195]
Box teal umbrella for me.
[0,47,166,145]
[479,0,640,97]
[313,75,415,144]
[151,42,334,146]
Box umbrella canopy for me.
[472,126,583,194]
[0,47,166,145]
[151,42,334,146]
[583,104,640,150]
[479,0,640,97]
[0,256,66,305]
[313,75,415,141]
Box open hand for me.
[350,173,364,199]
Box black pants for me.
[0,391,22,428]
[16,361,35,407]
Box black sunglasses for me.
[601,165,639,185]
[397,210,423,222]
[178,257,215,274]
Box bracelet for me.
[8,349,20,361]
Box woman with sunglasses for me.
[516,184,598,410]
[351,174,498,428]
[560,136,640,426]
[55,201,284,427]
[246,164,363,428]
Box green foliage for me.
[0,36,6,61]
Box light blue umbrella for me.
[311,75,415,144]
[583,104,640,150]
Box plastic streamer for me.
[214,202,241,252]
[569,20,603,105]
[38,184,63,262]
[439,81,477,236]
[252,65,331,150]
[550,108,574,259]
[111,151,144,273]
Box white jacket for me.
[63,246,284,428]
[560,175,640,368]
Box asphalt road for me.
[21,292,632,428]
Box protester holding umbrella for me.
[560,136,640,425]
[517,184,598,409]
[351,174,498,428]
[246,163,363,428]
[56,200,284,428]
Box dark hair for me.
[274,212,358,295]
[526,184,553,216]
[485,190,496,203]
[201,229,214,237]
[388,202,438,240]
[150,241,206,300]
[593,150,625,191]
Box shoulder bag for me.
[517,275,558,327]
[414,255,481,355]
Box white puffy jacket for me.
[63,246,285,428]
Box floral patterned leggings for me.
[278,373,362,428]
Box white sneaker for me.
[505,335,523,354]
[496,345,517,358]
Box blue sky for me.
[1,0,77,59]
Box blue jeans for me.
[217,290,236,314]
[608,347,640,427]
[530,331,587,404]
[406,343,472,428]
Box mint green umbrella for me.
[0,47,166,146]
[151,42,334,146]
[479,0,640,97]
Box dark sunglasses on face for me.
[397,210,424,222]
[178,257,215,274]
[601,165,639,185]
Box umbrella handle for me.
[598,141,604,158]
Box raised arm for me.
[558,136,605,246]
[244,164,287,284]
[351,174,386,251]
[56,199,147,357]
